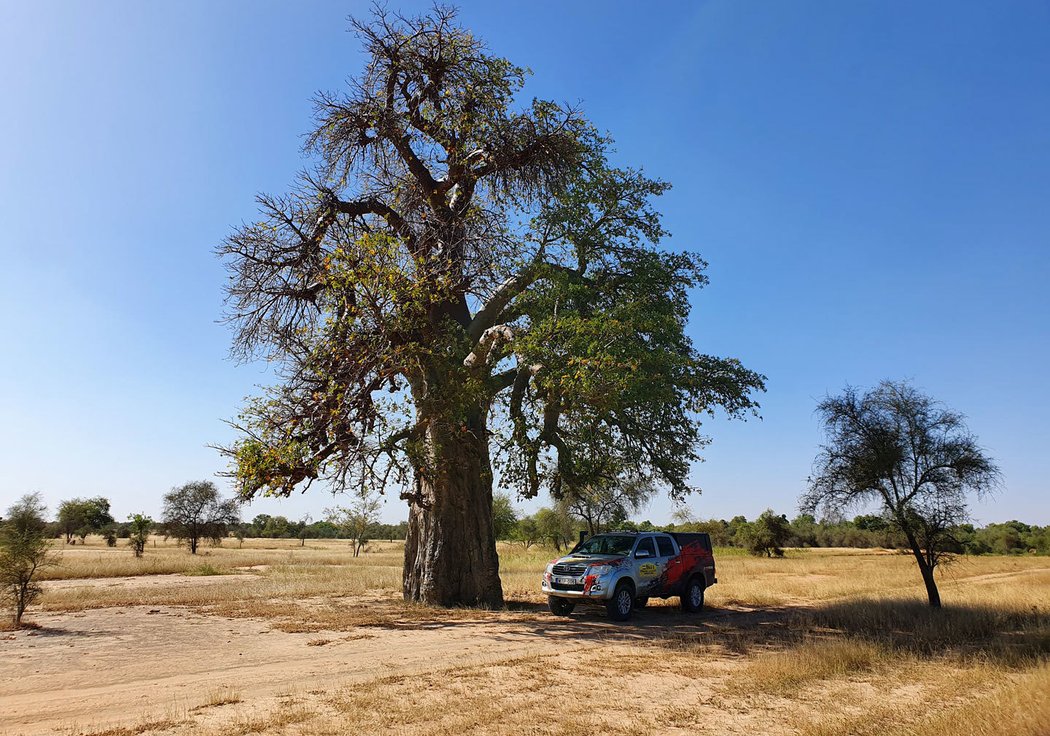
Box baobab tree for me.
[218,6,764,607]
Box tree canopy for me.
[57,497,114,544]
[803,380,999,607]
[161,481,240,555]
[218,6,764,606]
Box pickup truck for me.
[541,531,717,621]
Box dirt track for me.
[0,593,773,735]
[1,605,566,734]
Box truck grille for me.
[552,563,587,576]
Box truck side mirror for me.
[635,549,652,559]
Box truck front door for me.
[633,536,663,594]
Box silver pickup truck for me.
[541,531,717,621]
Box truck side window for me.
[656,536,675,557]
[634,537,656,558]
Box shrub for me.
[0,494,56,628]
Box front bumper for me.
[541,572,614,601]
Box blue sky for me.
[1,2,1047,526]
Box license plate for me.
[554,576,581,585]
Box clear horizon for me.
[1,1,1047,527]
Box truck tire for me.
[606,581,635,621]
[681,577,705,613]
[548,596,576,617]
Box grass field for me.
[2,537,1048,735]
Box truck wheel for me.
[606,582,635,621]
[634,597,649,609]
[548,596,576,617]
[681,577,705,613]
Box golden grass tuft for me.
[736,637,885,692]
[59,718,184,736]
[195,685,243,709]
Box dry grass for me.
[905,661,1050,736]
[21,539,1050,735]
[196,686,242,709]
[60,719,184,736]
[38,536,402,581]
[806,597,1050,664]
[735,638,886,692]
[792,662,1050,736]
[706,547,1049,606]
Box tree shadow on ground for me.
[796,598,1050,662]
[360,596,1049,667]
[358,597,791,645]
[0,621,115,639]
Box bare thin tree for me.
[804,380,999,607]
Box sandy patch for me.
[0,603,604,734]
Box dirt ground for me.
[2,556,1047,736]
[1,604,579,734]
[0,575,767,736]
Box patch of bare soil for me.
[0,601,775,736]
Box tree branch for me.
[463,324,513,370]
[467,259,585,343]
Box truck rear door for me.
[654,535,681,595]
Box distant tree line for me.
[10,492,1047,557]
[663,514,1050,557]
[230,515,409,543]
[490,494,1050,557]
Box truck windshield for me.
[573,535,636,557]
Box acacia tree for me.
[327,489,382,557]
[162,481,240,555]
[218,7,764,607]
[803,380,999,607]
[1,494,55,628]
[511,515,540,549]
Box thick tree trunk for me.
[403,410,504,608]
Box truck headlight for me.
[589,564,612,576]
